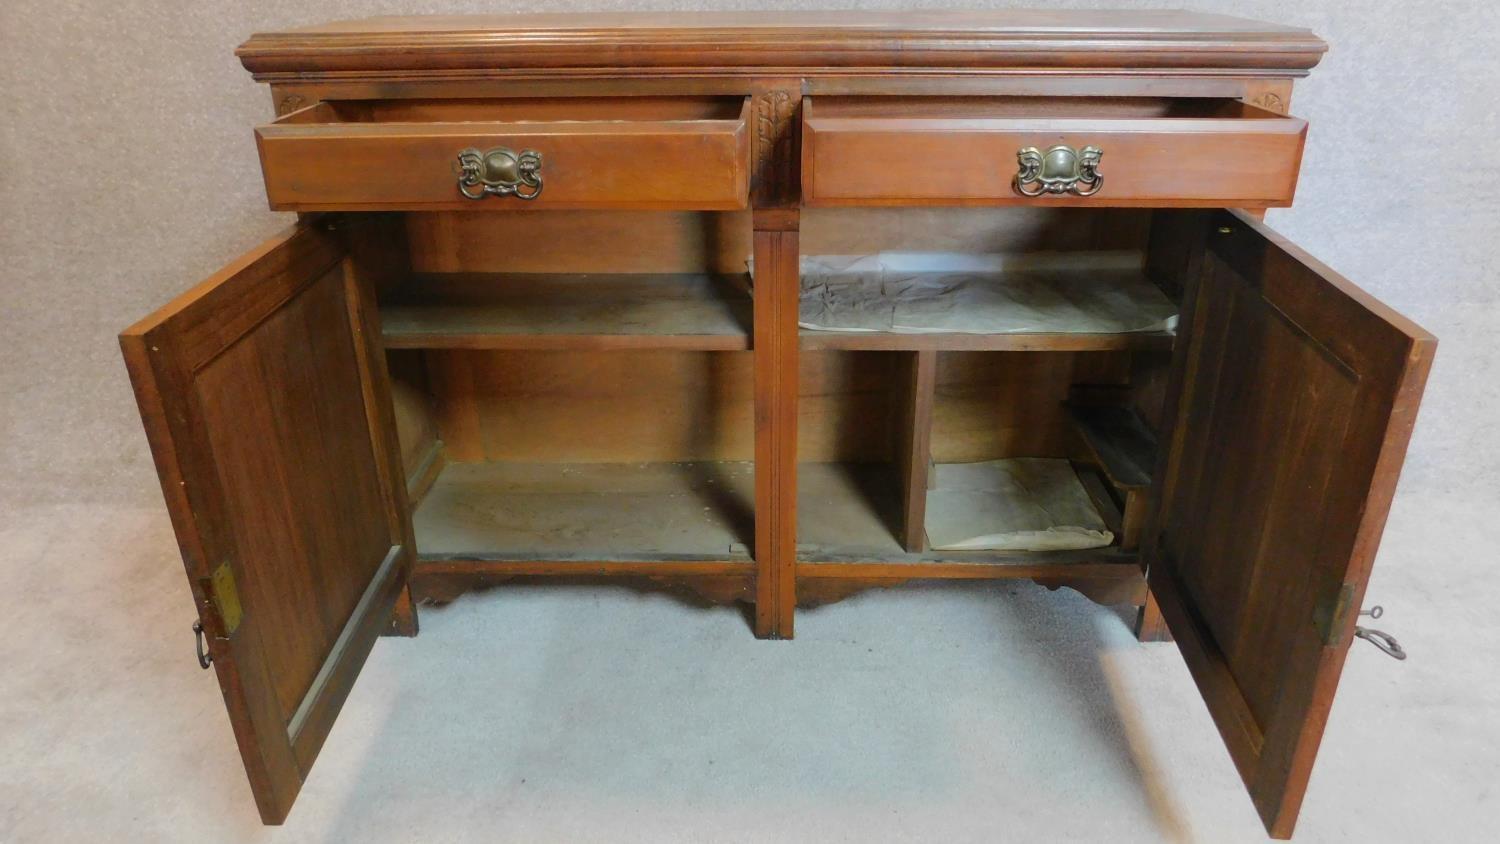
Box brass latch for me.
[1314,583,1357,647]
[210,563,243,635]
[193,563,243,670]
[1316,587,1406,661]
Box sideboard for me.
[120,11,1434,838]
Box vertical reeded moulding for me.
[752,209,800,639]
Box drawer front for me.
[256,98,751,211]
[802,98,1307,208]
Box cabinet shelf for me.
[411,460,755,564]
[381,273,752,351]
[798,259,1176,352]
[800,329,1173,352]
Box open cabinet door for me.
[1145,210,1434,838]
[121,219,415,824]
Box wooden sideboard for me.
[120,11,1433,839]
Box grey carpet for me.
[1,488,1493,842]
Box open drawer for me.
[256,96,751,211]
[802,97,1307,208]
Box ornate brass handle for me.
[457,146,543,200]
[1014,144,1103,197]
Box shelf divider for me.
[1068,403,1159,493]
[1068,402,1159,551]
[894,350,937,552]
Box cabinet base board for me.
[410,558,755,609]
[798,570,1146,609]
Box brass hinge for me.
[209,563,243,635]
[1314,583,1357,647]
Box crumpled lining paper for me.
[788,251,1178,335]
[925,458,1115,552]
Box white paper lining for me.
[789,251,1178,335]
[925,458,1114,552]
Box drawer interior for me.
[281,95,749,125]
[806,95,1285,120]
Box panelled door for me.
[1146,210,1435,838]
[120,219,415,823]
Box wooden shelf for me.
[794,462,1137,576]
[801,329,1173,352]
[798,263,1176,352]
[412,460,755,563]
[381,273,752,351]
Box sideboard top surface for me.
[237,10,1327,78]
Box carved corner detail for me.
[1248,91,1285,114]
[275,93,308,116]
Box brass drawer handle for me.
[1014,144,1103,197]
[457,146,543,200]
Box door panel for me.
[121,219,415,823]
[1146,209,1434,839]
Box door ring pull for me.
[1354,626,1406,660]
[193,620,213,669]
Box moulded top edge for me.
[235,10,1328,78]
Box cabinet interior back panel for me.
[425,349,755,463]
[933,351,1132,462]
[801,207,1153,256]
[406,211,752,274]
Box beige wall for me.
[2,1,1495,509]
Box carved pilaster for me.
[752,87,800,207]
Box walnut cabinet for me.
[121,12,1434,839]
